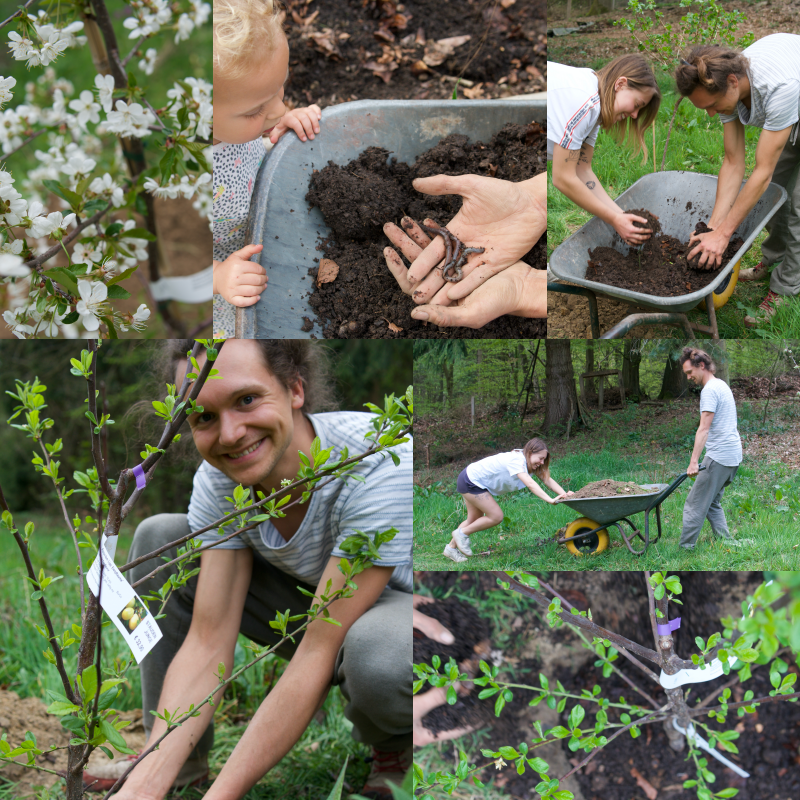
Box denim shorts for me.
[457,468,488,495]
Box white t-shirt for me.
[547,61,602,151]
[187,411,413,593]
[699,377,742,467]
[719,34,800,136]
[466,450,529,496]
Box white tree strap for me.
[660,654,738,689]
[672,718,750,778]
[149,265,213,303]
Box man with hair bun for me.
[675,34,800,328]
[679,347,742,549]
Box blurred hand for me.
[269,104,322,144]
[213,244,267,307]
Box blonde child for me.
[444,438,573,563]
[213,0,322,336]
[549,54,661,246]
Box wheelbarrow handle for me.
[646,465,707,512]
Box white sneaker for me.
[443,545,468,563]
[452,528,473,556]
[738,261,769,282]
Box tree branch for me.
[686,690,800,717]
[87,340,114,499]
[0,0,37,31]
[1,128,48,160]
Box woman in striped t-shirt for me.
[675,35,800,327]
[548,55,661,246]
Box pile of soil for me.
[587,210,744,298]
[564,479,651,499]
[731,373,800,400]
[283,0,546,108]
[305,122,547,338]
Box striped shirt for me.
[719,33,800,137]
[699,377,742,467]
[187,411,413,593]
[547,61,602,150]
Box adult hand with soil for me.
[413,596,476,746]
[614,212,652,246]
[687,227,730,269]
[383,172,546,305]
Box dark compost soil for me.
[563,479,651,500]
[414,571,800,800]
[283,0,547,108]
[305,122,547,338]
[587,210,744,298]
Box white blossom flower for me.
[105,99,156,138]
[76,279,108,331]
[0,178,27,225]
[7,32,37,64]
[71,241,103,266]
[38,32,70,66]
[138,48,158,76]
[26,200,57,238]
[2,309,34,338]
[175,13,195,43]
[119,303,150,332]
[0,238,23,255]
[194,100,212,138]
[61,153,97,179]
[191,2,211,27]
[0,253,28,278]
[95,74,115,113]
[0,76,15,107]
[89,173,125,207]
[68,90,101,129]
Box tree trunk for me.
[442,362,454,408]
[622,339,646,401]
[582,339,596,402]
[659,354,688,400]
[543,340,578,432]
[715,339,731,384]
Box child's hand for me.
[213,244,267,307]
[269,105,322,144]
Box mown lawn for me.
[0,513,368,798]
[413,401,800,572]
[547,69,800,339]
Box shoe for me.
[743,290,784,328]
[738,261,770,281]
[452,528,473,556]
[443,544,467,563]
[359,746,412,799]
[83,752,209,792]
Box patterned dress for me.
[212,138,267,337]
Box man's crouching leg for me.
[334,588,412,796]
[128,514,213,761]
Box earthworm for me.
[419,222,485,283]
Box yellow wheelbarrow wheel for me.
[565,517,610,557]
[695,259,740,311]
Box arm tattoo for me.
[586,180,596,190]
[579,147,589,164]
[565,149,581,162]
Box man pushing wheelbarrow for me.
[679,347,743,549]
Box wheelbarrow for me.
[548,172,787,339]
[238,98,545,338]
[554,468,705,556]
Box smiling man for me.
[84,340,412,799]
[679,347,742,550]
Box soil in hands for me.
[563,479,652,500]
[283,0,546,108]
[587,210,745,297]
[305,122,546,338]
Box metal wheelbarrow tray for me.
[554,470,701,556]
[238,98,545,338]
[548,171,787,339]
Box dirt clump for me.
[587,209,744,297]
[563,479,652,500]
[305,122,547,338]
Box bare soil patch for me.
[283,0,546,108]
[563,478,650,499]
[305,122,547,338]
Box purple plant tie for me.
[657,617,681,635]
[132,464,146,490]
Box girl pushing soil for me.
[548,55,661,246]
[444,438,573,563]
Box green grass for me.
[414,401,800,572]
[547,68,800,338]
[0,513,369,798]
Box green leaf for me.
[106,285,131,300]
[119,227,157,241]
[46,701,81,716]
[44,268,79,295]
[324,755,349,800]
[99,719,131,753]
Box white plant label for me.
[86,534,162,664]
[659,654,738,689]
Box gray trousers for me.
[128,514,412,760]
[765,133,800,297]
[680,456,739,548]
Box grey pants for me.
[128,514,412,760]
[765,133,800,297]
[680,456,739,548]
